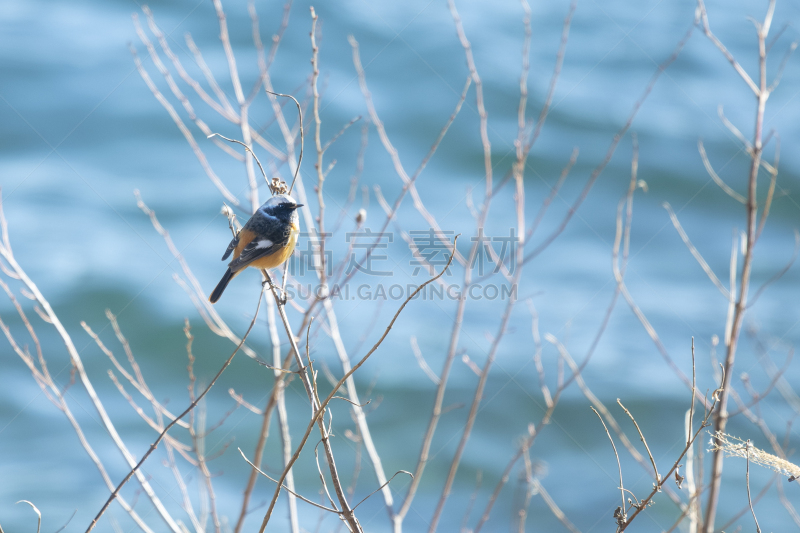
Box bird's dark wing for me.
[221,235,239,261]
[228,227,291,273]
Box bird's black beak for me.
[295,203,304,208]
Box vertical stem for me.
[393,276,468,533]
[234,304,299,533]
[703,9,770,530]
[212,0,259,213]
[259,271,360,533]
[310,7,328,287]
[428,285,520,532]
[241,103,259,213]
[233,389,276,533]
[269,295,300,533]
[746,443,762,533]
[395,2,495,530]
[323,297,395,518]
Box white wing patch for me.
[254,239,273,249]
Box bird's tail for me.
[209,268,236,304]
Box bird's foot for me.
[262,279,288,306]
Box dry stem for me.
[259,238,458,532]
[85,285,267,532]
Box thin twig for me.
[15,501,41,533]
[591,407,625,522]
[86,285,266,532]
[410,336,440,385]
[259,265,359,532]
[617,399,660,484]
[0,285,155,532]
[523,17,694,266]
[129,44,240,207]
[619,371,722,531]
[696,0,760,95]
[704,1,774,527]
[264,88,303,194]
[239,448,339,513]
[310,6,327,290]
[347,35,471,279]
[259,237,458,532]
[747,442,763,533]
[351,471,413,511]
[663,202,730,299]
[1,214,180,532]
[698,140,746,203]
[208,133,269,190]
[689,338,696,446]
[135,192,258,358]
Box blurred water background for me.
[1,0,800,531]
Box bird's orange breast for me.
[238,222,299,270]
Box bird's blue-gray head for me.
[262,194,302,223]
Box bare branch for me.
[352,471,413,511]
[696,0,760,94]
[260,237,458,531]
[184,33,236,117]
[768,41,798,92]
[524,20,695,266]
[238,448,339,513]
[410,336,440,385]
[698,139,746,203]
[591,407,625,523]
[86,285,266,533]
[348,34,471,271]
[747,442,763,533]
[749,230,799,307]
[135,191,257,358]
[15,501,41,533]
[664,202,730,298]
[129,45,240,207]
[617,399,660,483]
[705,0,776,524]
[229,389,264,415]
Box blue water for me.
[1,0,800,531]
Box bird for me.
[209,194,303,304]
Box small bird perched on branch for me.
[209,194,302,303]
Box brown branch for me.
[85,285,266,533]
[239,448,339,513]
[663,202,730,298]
[618,370,722,531]
[617,400,660,483]
[134,191,258,358]
[704,1,774,528]
[523,19,694,266]
[233,340,296,533]
[345,35,471,282]
[258,265,358,532]
[246,0,293,104]
[746,442,763,533]
[0,283,155,532]
[718,474,776,531]
[592,407,626,524]
[426,0,528,511]
[259,237,458,532]
[129,44,240,207]
[696,0,761,94]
